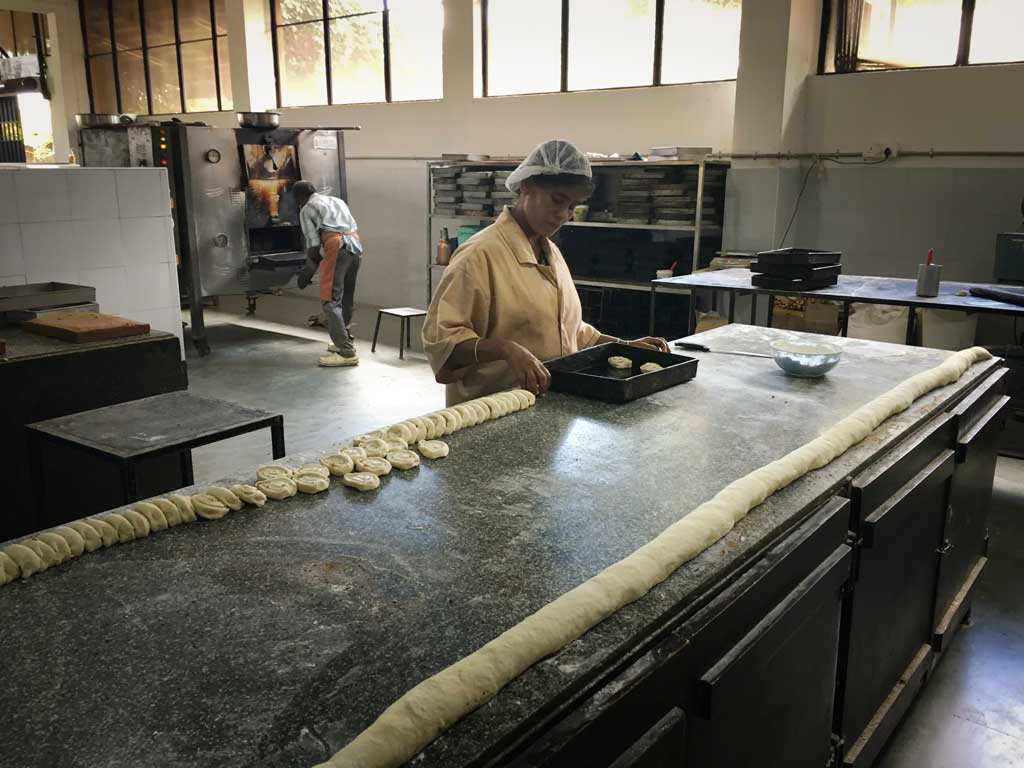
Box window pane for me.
[149,44,182,113]
[181,39,218,111]
[178,0,214,41]
[970,0,1024,64]
[275,0,323,25]
[328,0,385,17]
[89,54,118,112]
[0,13,13,55]
[117,49,148,113]
[568,0,655,90]
[217,36,233,109]
[145,0,176,47]
[389,0,444,101]
[214,0,228,35]
[486,0,560,96]
[12,11,36,55]
[83,0,111,55]
[662,0,741,83]
[857,0,960,68]
[278,21,327,106]
[329,13,385,104]
[112,0,142,50]
[19,92,54,163]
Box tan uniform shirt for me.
[423,208,602,405]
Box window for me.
[0,10,39,56]
[80,0,233,114]
[271,0,443,107]
[479,0,741,97]
[823,0,1024,73]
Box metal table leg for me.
[766,296,775,328]
[905,306,917,346]
[180,449,195,486]
[750,293,759,326]
[399,318,406,360]
[120,460,139,504]
[28,430,46,526]
[687,290,697,336]
[649,284,658,337]
[270,416,286,459]
[840,302,851,337]
[727,290,736,324]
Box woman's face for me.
[518,179,589,239]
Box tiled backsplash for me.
[0,166,183,356]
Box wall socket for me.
[863,143,900,161]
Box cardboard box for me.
[770,299,840,335]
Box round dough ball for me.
[296,474,330,494]
[256,477,298,500]
[191,493,230,520]
[387,449,421,470]
[230,484,267,507]
[353,430,386,445]
[497,392,520,413]
[425,413,447,438]
[469,401,490,424]
[2,544,41,579]
[355,456,392,476]
[510,390,532,409]
[122,509,152,537]
[439,409,462,434]
[453,403,477,428]
[257,465,293,482]
[51,527,86,557]
[0,550,21,581]
[321,453,356,476]
[362,438,391,459]
[38,531,73,562]
[67,521,104,552]
[24,539,59,570]
[386,423,414,443]
[341,446,368,462]
[295,465,330,479]
[481,396,504,420]
[385,437,409,452]
[418,440,450,460]
[101,513,136,543]
[207,486,243,512]
[608,355,632,369]
[517,388,537,407]
[134,501,169,531]
[640,362,663,373]
[170,494,197,523]
[152,498,183,527]
[342,472,380,492]
[87,517,120,547]
[418,415,437,440]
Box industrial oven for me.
[79,121,354,355]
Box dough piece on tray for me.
[152,498,183,527]
[355,457,392,476]
[257,465,293,482]
[385,437,409,452]
[207,486,243,512]
[122,509,151,537]
[134,502,169,531]
[2,544,41,579]
[321,453,356,477]
[256,478,298,500]
[87,517,121,547]
[386,423,414,443]
[24,539,59,570]
[191,494,230,520]
[387,450,421,470]
[101,514,135,543]
[418,440,450,460]
[230,484,268,507]
[68,521,104,553]
[296,475,330,494]
[453,404,477,428]
[170,494,197,523]
[361,438,391,459]
[408,416,430,443]
[354,430,386,445]
[640,362,663,373]
[342,472,380,492]
[38,531,73,562]
[50,527,86,558]
[341,446,368,462]
[608,355,633,369]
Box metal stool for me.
[371,307,427,360]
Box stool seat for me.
[372,307,427,359]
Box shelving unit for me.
[425,157,729,337]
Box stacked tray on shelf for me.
[750,248,842,290]
[431,165,461,215]
[456,171,495,216]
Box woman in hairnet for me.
[423,139,669,405]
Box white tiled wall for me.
[0,165,183,356]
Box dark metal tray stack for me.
[545,342,698,403]
[751,248,842,290]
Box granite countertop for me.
[0,325,998,768]
[0,325,178,363]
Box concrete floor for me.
[184,310,1024,768]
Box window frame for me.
[819,0,1024,75]
[478,0,738,99]
[79,0,231,115]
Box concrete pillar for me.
[224,0,275,113]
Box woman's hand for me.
[626,336,670,353]
[500,341,551,395]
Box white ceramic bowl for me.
[770,339,842,378]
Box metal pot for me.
[75,113,120,128]
[237,111,281,129]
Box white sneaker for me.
[319,352,359,367]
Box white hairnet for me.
[505,139,592,193]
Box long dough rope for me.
[315,347,993,768]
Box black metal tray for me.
[754,247,842,266]
[545,342,698,403]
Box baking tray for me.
[0,282,97,313]
[751,262,842,280]
[754,248,842,266]
[545,342,698,403]
[751,272,839,290]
